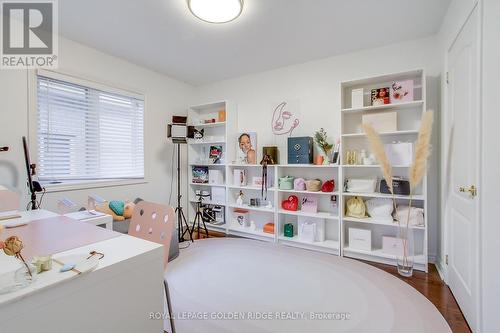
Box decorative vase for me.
[15,261,37,283]
[314,155,324,165]
[396,225,414,277]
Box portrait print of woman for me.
[237,132,257,164]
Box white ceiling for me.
[59,0,450,85]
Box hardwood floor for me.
[368,262,471,333]
[189,230,471,333]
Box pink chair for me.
[128,201,176,333]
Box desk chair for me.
[128,201,176,333]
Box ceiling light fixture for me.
[187,0,243,24]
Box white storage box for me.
[209,169,224,185]
[382,236,404,256]
[211,187,226,203]
[349,228,372,251]
[351,88,364,108]
[362,111,397,133]
[346,178,377,193]
[233,169,247,186]
[385,142,413,166]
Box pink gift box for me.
[301,196,318,213]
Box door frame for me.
[441,0,483,331]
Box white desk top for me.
[0,209,162,306]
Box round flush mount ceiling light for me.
[188,0,243,24]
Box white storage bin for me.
[382,236,404,256]
[362,111,397,132]
[348,228,372,251]
[211,187,225,203]
[209,169,224,185]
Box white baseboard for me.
[434,259,447,282]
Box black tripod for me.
[190,193,209,239]
[174,143,193,243]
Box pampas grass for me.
[409,111,434,190]
[362,123,393,194]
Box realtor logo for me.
[1,0,58,68]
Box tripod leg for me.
[202,218,209,239]
[179,208,193,242]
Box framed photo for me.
[192,166,209,183]
[209,145,223,164]
[371,87,390,106]
[236,132,257,164]
[390,80,414,103]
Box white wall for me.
[0,37,195,212]
[480,0,500,331]
[195,36,442,259]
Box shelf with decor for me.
[277,189,339,196]
[189,121,226,128]
[342,192,424,201]
[278,209,338,220]
[228,203,274,213]
[228,224,275,241]
[341,100,424,113]
[189,163,226,167]
[278,234,340,254]
[341,130,419,137]
[278,164,339,168]
[341,164,410,168]
[189,198,225,206]
[342,216,425,230]
[189,182,226,187]
[340,69,428,272]
[343,247,426,270]
[228,185,276,191]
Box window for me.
[36,73,144,184]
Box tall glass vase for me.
[397,225,414,277]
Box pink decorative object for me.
[271,101,300,137]
[390,80,414,103]
[293,178,306,191]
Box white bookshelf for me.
[184,69,429,272]
[340,69,428,272]
[186,101,237,234]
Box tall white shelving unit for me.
[340,69,428,272]
[187,101,237,234]
[186,69,428,272]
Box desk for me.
[0,210,164,333]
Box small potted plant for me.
[314,128,333,165]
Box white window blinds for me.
[37,74,144,183]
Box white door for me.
[446,5,480,332]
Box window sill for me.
[41,179,148,193]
